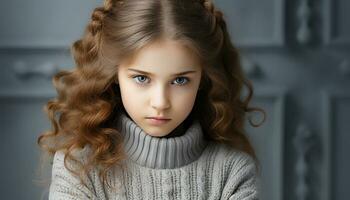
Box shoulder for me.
[210,142,260,199]
[51,144,93,178]
[204,141,258,178]
[49,146,99,199]
[53,145,91,165]
[206,141,256,164]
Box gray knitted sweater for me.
[49,112,260,199]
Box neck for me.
[116,112,208,169]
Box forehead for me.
[119,39,202,71]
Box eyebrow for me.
[128,68,197,76]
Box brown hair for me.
[37,0,266,191]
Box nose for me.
[150,84,170,111]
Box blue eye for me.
[131,75,190,86]
[132,75,149,84]
[173,77,189,85]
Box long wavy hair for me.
[37,0,266,191]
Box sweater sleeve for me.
[222,151,260,200]
[48,150,98,200]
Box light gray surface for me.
[0,0,349,200]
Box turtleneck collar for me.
[116,112,208,169]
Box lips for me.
[147,117,170,120]
[146,117,171,125]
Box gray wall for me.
[0,0,349,200]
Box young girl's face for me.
[117,39,202,137]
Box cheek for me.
[173,89,198,113]
[121,90,137,106]
[119,82,143,109]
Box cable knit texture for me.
[49,113,260,200]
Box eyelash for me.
[131,75,190,86]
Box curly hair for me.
[37,0,266,191]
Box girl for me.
[37,0,266,199]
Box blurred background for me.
[0,0,349,199]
